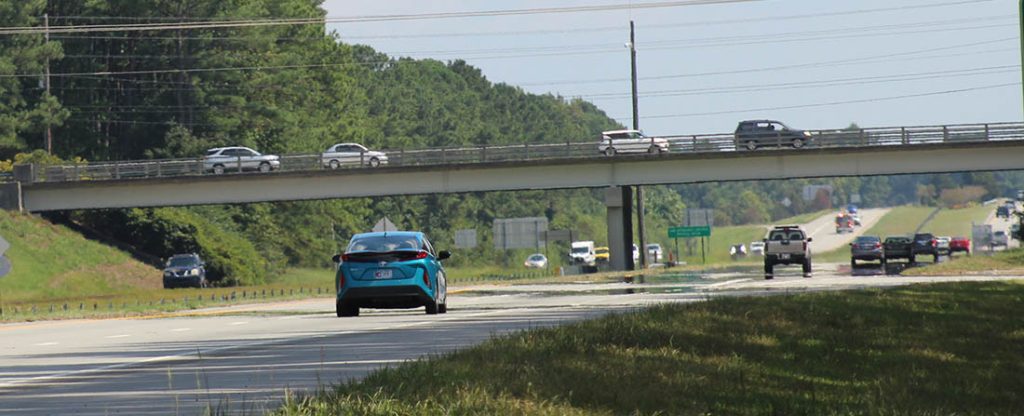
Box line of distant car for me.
[197,120,809,176]
[201,143,388,174]
[851,233,970,267]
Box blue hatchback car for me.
[333,231,450,317]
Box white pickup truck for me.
[763,225,813,279]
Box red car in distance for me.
[949,237,971,255]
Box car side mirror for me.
[806,238,813,242]
[331,254,342,263]
[762,238,768,243]
[438,250,452,260]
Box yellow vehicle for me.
[594,246,610,263]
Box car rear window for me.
[768,230,804,240]
[855,236,879,243]
[347,235,422,253]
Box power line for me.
[583,66,1019,100]
[0,0,758,35]
[519,37,1017,86]
[42,1,1000,41]
[616,82,1019,120]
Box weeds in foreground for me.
[276,280,1024,415]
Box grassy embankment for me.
[0,211,333,321]
[277,280,1024,415]
[816,205,992,263]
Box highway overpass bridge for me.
[2,121,1023,271]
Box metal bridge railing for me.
[9,121,1024,184]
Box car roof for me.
[602,129,642,135]
[739,120,782,124]
[352,231,424,239]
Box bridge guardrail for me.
[13,121,1024,184]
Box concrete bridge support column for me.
[0,182,23,212]
[606,186,635,272]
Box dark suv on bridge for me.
[734,120,813,151]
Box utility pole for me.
[629,20,648,269]
[44,13,52,154]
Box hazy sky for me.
[323,0,1020,136]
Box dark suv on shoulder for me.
[163,254,207,288]
[911,233,939,263]
[734,120,813,151]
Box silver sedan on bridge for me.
[203,147,280,174]
[321,143,389,169]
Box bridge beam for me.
[19,142,1024,213]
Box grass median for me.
[277,280,1024,415]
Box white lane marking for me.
[0,308,527,389]
[703,278,752,288]
[33,342,59,346]
[170,328,191,332]
[230,321,249,326]
[105,334,131,339]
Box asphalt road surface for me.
[1,266,1020,415]
[804,208,889,253]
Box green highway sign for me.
[668,226,711,238]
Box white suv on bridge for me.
[203,147,280,174]
[598,130,670,156]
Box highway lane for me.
[804,208,889,253]
[1,269,1021,415]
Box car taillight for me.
[802,241,807,251]
[874,243,882,249]
[341,254,351,262]
[416,251,429,260]
[931,239,937,247]
[422,270,431,288]
[337,270,345,292]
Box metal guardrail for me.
[10,121,1024,184]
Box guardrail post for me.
[943,126,949,142]
[441,147,447,164]
[859,129,866,146]
[156,160,162,177]
[984,124,990,140]
[481,145,487,162]
[114,162,120,179]
[399,148,405,166]
[73,162,80,181]
[566,141,571,157]
[901,127,908,145]
[692,135,697,151]
[360,151,365,166]
[236,156,242,173]
[524,143,530,160]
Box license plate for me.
[778,254,791,260]
[373,269,393,279]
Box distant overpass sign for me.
[669,226,711,238]
[0,235,9,278]
[454,229,478,249]
[493,217,548,249]
[372,217,398,232]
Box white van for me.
[569,241,597,266]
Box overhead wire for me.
[0,0,759,35]
[614,82,1019,120]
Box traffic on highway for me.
[11,121,1023,184]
